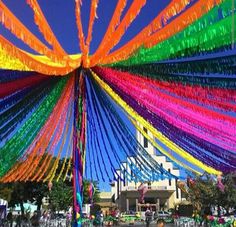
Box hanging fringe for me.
[89,0,146,66]
[0,1,71,65]
[0,36,73,75]
[90,69,221,175]
[101,0,224,65]
[1,77,72,182]
[90,0,127,66]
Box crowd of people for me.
[0,211,40,227]
[0,210,71,227]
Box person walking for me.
[7,211,13,227]
[145,208,152,227]
[30,211,39,227]
[15,212,21,227]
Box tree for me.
[0,183,13,202]
[216,174,236,214]
[187,173,236,216]
[25,181,48,211]
[0,157,101,214]
[188,174,217,213]
[0,181,48,214]
[49,180,73,212]
[49,179,100,213]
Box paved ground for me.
[119,221,174,226]
[120,224,174,227]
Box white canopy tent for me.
[0,199,8,206]
[0,199,8,220]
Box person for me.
[15,212,21,227]
[100,211,104,226]
[157,219,165,227]
[7,211,13,227]
[145,208,152,227]
[30,211,39,227]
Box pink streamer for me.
[94,67,236,152]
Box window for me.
[123,170,126,186]
[175,179,179,199]
[148,182,151,189]
[168,169,171,186]
[117,180,120,199]
[143,127,148,148]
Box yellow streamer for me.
[56,128,73,182]
[91,70,221,175]
[0,48,30,71]
[56,145,72,182]
[45,101,73,183]
[131,119,201,175]
[0,36,74,75]
[63,158,72,182]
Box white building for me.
[111,127,183,213]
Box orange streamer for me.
[0,36,73,75]
[89,0,146,66]
[75,0,86,54]
[89,0,127,66]
[101,0,223,65]
[145,0,223,48]
[56,133,73,182]
[86,0,99,50]
[25,79,73,182]
[26,0,81,68]
[46,116,73,183]
[27,0,67,56]
[3,76,73,182]
[0,1,69,65]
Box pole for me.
[73,69,86,226]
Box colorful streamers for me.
[102,0,224,65]
[0,36,73,75]
[0,1,69,65]
[91,69,221,175]
[86,0,99,52]
[1,2,236,227]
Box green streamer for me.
[0,80,58,139]
[110,0,236,66]
[113,65,236,88]
[0,76,69,177]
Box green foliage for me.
[49,179,100,212]
[0,158,101,214]
[216,174,236,212]
[0,183,12,202]
[0,181,48,214]
[49,180,73,212]
[187,173,236,214]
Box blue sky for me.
[1,0,171,54]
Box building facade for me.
[111,127,183,212]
